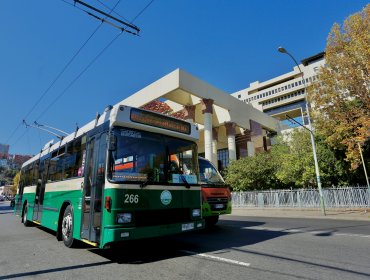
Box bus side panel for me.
[41,179,84,238]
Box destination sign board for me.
[130,108,191,135]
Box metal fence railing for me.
[232,187,370,208]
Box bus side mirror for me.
[108,134,117,151]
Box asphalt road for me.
[1,201,369,280]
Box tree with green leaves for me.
[224,149,284,191]
[272,129,347,188]
[309,4,370,170]
[224,128,347,191]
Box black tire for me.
[61,205,75,248]
[22,203,31,227]
[205,215,219,228]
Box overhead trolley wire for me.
[95,0,130,22]
[8,0,155,150]
[130,0,154,23]
[35,31,123,121]
[36,0,155,121]
[74,0,140,34]
[5,0,121,146]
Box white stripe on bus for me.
[45,178,84,193]
[105,183,201,191]
[23,185,37,194]
[23,179,200,194]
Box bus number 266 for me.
[124,194,139,204]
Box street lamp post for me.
[278,46,326,215]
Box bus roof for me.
[22,105,199,169]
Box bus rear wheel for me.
[62,205,75,248]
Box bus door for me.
[81,133,106,243]
[33,158,49,222]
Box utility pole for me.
[278,46,326,215]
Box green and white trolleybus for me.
[15,105,204,248]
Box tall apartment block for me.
[231,52,325,129]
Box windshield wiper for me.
[140,178,150,188]
[180,175,190,189]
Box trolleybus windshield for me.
[108,127,199,185]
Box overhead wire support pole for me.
[74,0,140,34]
[278,46,326,216]
[358,143,370,189]
[285,114,314,134]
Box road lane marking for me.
[335,233,370,238]
[180,250,250,267]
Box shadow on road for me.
[89,219,285,265]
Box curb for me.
[229,207,370,221]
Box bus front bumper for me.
[101,220,205,247]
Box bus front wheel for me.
[22,203,31,227]
[62,205,75,248]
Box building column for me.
[225,122,237,161]
[212,127,218,167]
[201,98,214,162]
[240,128,255,157]
[247,141,255,156]
[183,105,196,123]
[250,119,263,154]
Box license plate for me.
[182,222,194,231]
[215,204,224,209]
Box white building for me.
[120,68,280,170]
[232,52,325,128]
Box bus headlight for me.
[117,213,132,224]
[192,209,201,217]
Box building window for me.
[217,149,229,171]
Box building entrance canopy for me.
[118,69,280,169]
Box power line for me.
[36,0,155,121]
[35,31,123,121]
[5,0,122,146]
[131,0,155,22]
[95,0,130,22]
[8,0,155,151]
[74,0,140,34]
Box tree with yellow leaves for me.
[10,172,20,195]
[310,4,370,169]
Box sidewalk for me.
[231,207,370,221]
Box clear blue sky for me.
[1,0,368,155]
